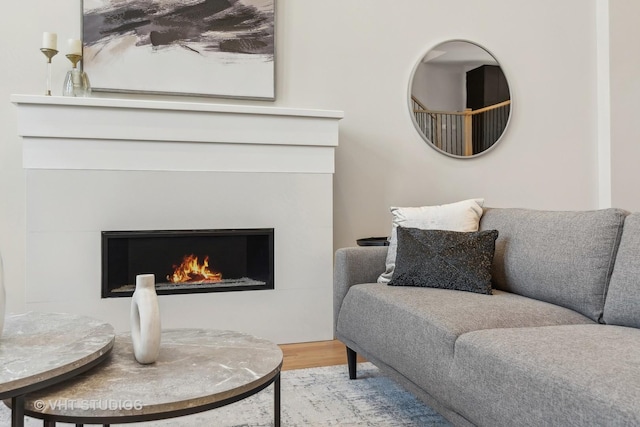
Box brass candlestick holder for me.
[40,48,58,96]
[62,54,91,97]
[66,53,81,69]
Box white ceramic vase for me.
[130,274,161,364]
[0,251,5,338]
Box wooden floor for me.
[279,340,366,371]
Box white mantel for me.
[12,94,343,344]
[12,94,343,173]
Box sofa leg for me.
[346,347,357,379]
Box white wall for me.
[0,1,618,324]
[312,0,600,249]
[609,0,640,211]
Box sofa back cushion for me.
[603,213,640,328]
[479,208,626,322]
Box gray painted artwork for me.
[82,0,275,99]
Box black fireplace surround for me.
[102,229,274,298]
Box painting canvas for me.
[82,0,275,99]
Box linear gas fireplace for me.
[102,229,274,298]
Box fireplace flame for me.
[167,254,222,283]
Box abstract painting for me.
[82,0,275,99]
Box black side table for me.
[356,237,390,246]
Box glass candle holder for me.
[40,48,58,96]
[62,54,91,97]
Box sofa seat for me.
[450,324,640,427]
[336,283,594,401]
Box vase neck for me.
[135,274,155,290]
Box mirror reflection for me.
[409,40,511,157]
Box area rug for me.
[1,363,451,426]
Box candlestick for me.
[66,54,82,69]
[40,48,58,96]
[62,53,91,97]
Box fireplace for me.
[102,229,274,298]
[16,95,340,342]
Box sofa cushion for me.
[378,198,484,283]
[336,283,593,402]
[604,213,640,328]
[450,325,640,427]
[479,208,627,322]
[389,227,498,295]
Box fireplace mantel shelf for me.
[11,94,344,119]
[11,94,343,173]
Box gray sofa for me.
[334,208,640,426]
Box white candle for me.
[42,32,57,50]
[68,38,82,56]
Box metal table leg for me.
[274,373,281,427]
[11,395,25,427]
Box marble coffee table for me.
[22,329,284,426]
[0,312,115,427]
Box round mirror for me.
[409,40,511,158]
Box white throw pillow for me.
[377,198,485,283]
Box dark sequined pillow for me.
[388,227,498,295]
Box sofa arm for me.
[333,246,388,334]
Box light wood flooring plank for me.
[279,340,366,371]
